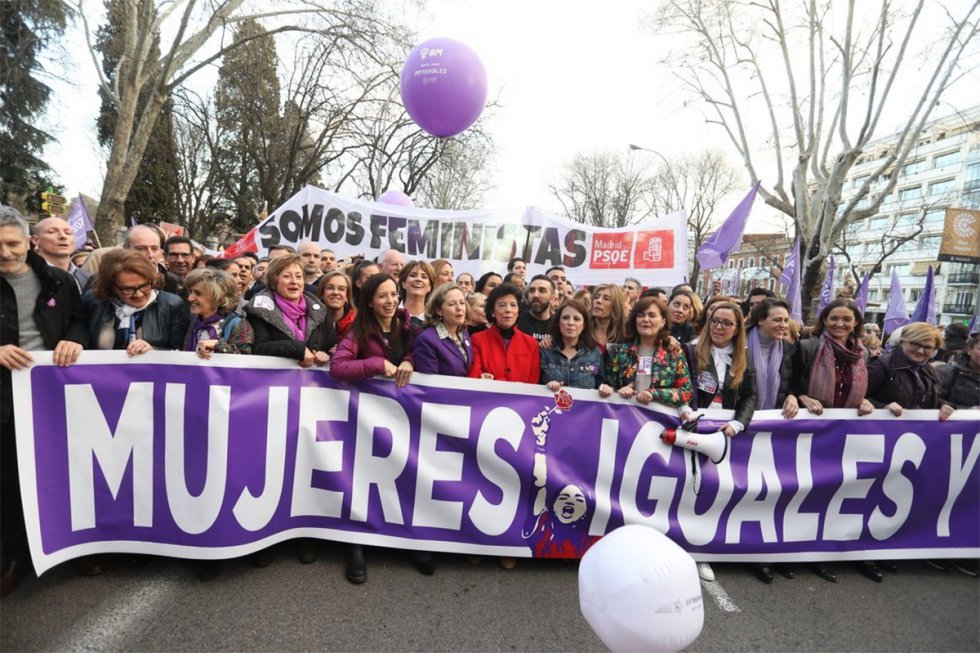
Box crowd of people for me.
[1,207,978,597]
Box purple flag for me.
[696,181,760,271]
[780,237,802,322]
[65,194,94,250]
[909,265,936,325]
[854,271,872,315]
[883,269,910,335]
[817,256,836,314]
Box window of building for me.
[898,186,922,201]
[920,235,941,249]
[966,162,980,192]
[924,207,947,225]
[902,159,926,176]
[869,216,890,230]
[933,150,961,169]
[909,289,922,302]
[928,178,957,196]
[888,263,909,276]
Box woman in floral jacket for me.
[604,296,692,407]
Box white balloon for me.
[579,524,704,652]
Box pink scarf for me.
[274,293,307,341]
[807,332,867,408]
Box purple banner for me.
[13,352,979,575]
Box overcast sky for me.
[40,0,978,234]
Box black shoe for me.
[775,564,795,579]
[409,550,435,576]
[1,560,26,598]
[752,564,774,584]
[950,560,979,577]
[878,560,899,573]
[856,561,883,582]
[346,545,366,584]
[297,539,318,564]
[810,563,837,582]
[197,561,222,582]
[250,550,274,568]
[72,556,106,577]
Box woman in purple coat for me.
[413,283,472,376]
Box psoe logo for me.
[633,229,675,269]
[589,233,634,269]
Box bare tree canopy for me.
[549,149,656,228]
[653,0,980,319]
[74,0,402,243]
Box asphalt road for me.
[2,543,977,652]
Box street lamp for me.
[628,143,671,170]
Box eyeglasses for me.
[709,318,737,329]
[903,341,935,354]
[114,282,153,297]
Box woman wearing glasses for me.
[680,302,756,583]
[84,248,189,354]
[866,322,954,419]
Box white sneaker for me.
[698,562,715,582]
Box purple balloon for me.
[400,37,487,138]
[377,189,415,207]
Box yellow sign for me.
[938,208,980,263]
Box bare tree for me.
[654,0,980,320]
[74,0,397,243]
[549,150,655,228]
[644,149,741,281]
[413,133,495,210]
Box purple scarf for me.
[274,293,307,341]
[185,313,224,352]
[747,327,782,410]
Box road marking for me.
[702,579,741,613]
[51,573,181,652]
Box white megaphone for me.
[661,427,729,464]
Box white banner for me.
[248,186,688,286]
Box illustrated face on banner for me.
[554,484,588,524]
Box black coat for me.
[245,290,336,360]
[1,251,89,423]
[939,353,980,409]
[690,351,757,428]
[866,347,945,409]
[83,290,190,350]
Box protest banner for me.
[220,186,689,286]
[13,353,978,575]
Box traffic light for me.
[40,191,67,216]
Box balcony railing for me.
[947,272,980,284]
[942,303,975,314]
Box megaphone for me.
[661,428,729,464]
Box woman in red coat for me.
[468,282,540,383]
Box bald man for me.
[31,217,90,292]
[123,225,187,298]
[298,241,322,285]
[378,248,404,281]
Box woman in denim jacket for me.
[540,299,613,396]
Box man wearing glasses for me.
[163,236,195,281]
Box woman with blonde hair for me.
[182,268,252,358]
[430,259,455,287]
[866,322,953,419]
[590,283,629,351]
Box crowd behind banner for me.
[0,205,978,598]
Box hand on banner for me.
[312,350,330,367]
[299,348,317,368]
[196,339,218,360]
[798,394,824,415]
[939,404,955,421]
[52,341,82,367]
[858,400,875,416]
[384,360,414,387]
[781,395,800,418]
[598,383,613,398]
[885,402,903,417]
[636,389,654,405]
[126,339,153,357]
[618,384,635,400]
[0,344,34,370]
[546,380,562,392]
